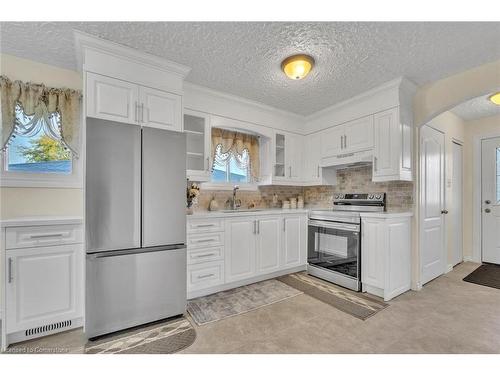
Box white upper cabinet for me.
[86,72,139,125]
[304,132,323,183]
[373,107,412,181]
[321,115,374,158]
[86,73,182,131]
[343,116,374,153]
[286,132,303,181]
[321,125,344,158]
[78,32,189,132]
[139,86,182,132]
[185,110,211,182]
[273,131,303,183]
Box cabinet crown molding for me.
[74,30,191,78]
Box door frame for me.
[473,131,500,263]
[419,124,447,285]
[451,138,464,267]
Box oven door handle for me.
[308,220,360,232]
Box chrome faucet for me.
[229,185,241,210]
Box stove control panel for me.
[333,193,386,206]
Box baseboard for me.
[446,264,453,273]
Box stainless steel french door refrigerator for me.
[85,118,186,339]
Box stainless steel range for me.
[307,193,386,291]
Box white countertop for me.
[0,216,83,228]
[188,208,309,219]
[189,208,413,219]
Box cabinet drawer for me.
[187,218,224,233]
[187,246,224,265]
[187,232,224,249]
[187,261,224,292]
[6,225,83,250]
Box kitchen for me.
[0,10,500,373]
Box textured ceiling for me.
[451,93,500,121]
[1,22,499,115]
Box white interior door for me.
[481,137,500,264]
[420,125,446,285]
[451,141,463,266]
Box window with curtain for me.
[211,128,260,184]
[0,75,82,186]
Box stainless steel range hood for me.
[320,149,373,169]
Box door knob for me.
[485,208,491,213]
[485,200,491,204]
[441,209,449,214]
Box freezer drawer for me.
[85,246,186,339]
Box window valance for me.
[211,128,260,182]
[0,75,82,157]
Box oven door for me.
[308,219,360,280]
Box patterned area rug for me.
[278,272,388,320]
[187,279,303,325]
[85,316,196,354]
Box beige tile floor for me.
[5,262,500,354]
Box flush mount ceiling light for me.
[489,92,500,105]
[281,54,315,80]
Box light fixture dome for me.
[489,92,500,106]
[281,54,315,80]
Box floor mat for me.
[85,316,196,354]
[278,272,388,320]
[463,263,500,290]
[187,279,302,325]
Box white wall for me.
[413,59,500,127]
[0,54,84,220]
[463,114,500,261]
[426,111,465,267]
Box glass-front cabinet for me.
[274,133,286,178]
[185,109,211,182]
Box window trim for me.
[0,150,83,188]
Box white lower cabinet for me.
[6,244,83,334]
[1,220,84,350]
[256,216,281,275]
[361,214,412,301]
[282,215,306,268]
[225,218,257,283]
[187,212,307,298]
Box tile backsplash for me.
[193,165,413,212]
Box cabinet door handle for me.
[29,233,64,239]
[253,220,257,234]
[317,165,320,178]
[8,257,13,283]
[197,273,215,279]
[194,253,216,258]
[340,135,343,149]
[194,238,215,243]
[141,103,145,123]
[374,156,378,171]
[257,220,260,234]
[344,135,347,149]
[283,218,286,232]
[195,224,215,228]
[134,102,138,123]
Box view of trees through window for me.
[7,112,72,174]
